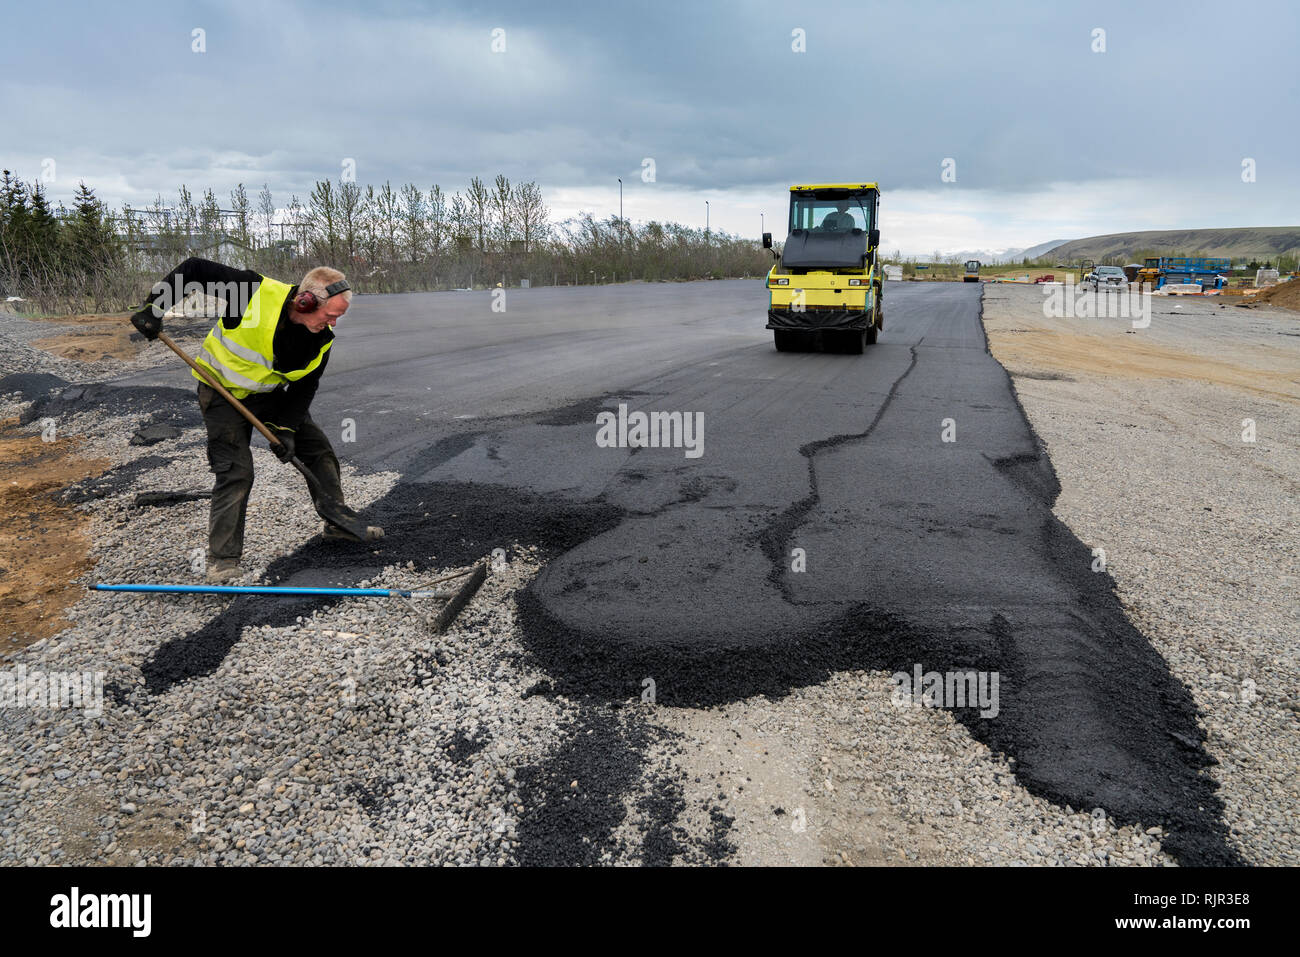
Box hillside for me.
[1021,238,1068,260]
[1045,227,1300,263]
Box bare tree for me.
[375,181,400,265]
[337,179,366,266]
[399,183,425,261]
[492,174,513,250]
[256,184,275,248]
[199,188,222,251]
[427,185,447,254]
[448,191,472,248]
[230,183,250,249]
[466,176,491,252]
[307,180,339,262]
[176,185,196,248]
[512,181,549,253]
[360,185,380,274]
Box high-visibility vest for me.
[191,277,332,398]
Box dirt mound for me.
[31,313,142,362]
[1246,279,1300,313]
[29,312,211,362]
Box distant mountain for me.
[944,247,1030,264]
[1044,227,1300,263]
[940,240,1067,264]
[1021,239,1068,260]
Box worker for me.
[821,201,857,232]
[129,258,383,583]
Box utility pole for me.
[617,177,622,225]
[761,212,764,236]
[705,200,710,237]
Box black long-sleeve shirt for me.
[146,258,333,430]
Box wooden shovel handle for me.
[158,331,282,447]
[155,332,365,539]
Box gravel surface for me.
[0,310,211,385]
[0,313,109,383]
[982,284,1299,866]
[660,671,1173,866]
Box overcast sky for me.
[3,0,1296,256]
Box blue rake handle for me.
[93,583,435,598]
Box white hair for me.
[299,266,352,304]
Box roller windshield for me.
[789,193,873,234]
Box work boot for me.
[206,558,242,583]
[322,523,384,542]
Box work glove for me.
[130,305,162,341]
[267,425,296,463]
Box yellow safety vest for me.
[191,277,333,398]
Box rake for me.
[93,561,488,634]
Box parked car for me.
[1084,265,1128,288]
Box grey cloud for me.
[2,0,1295,211]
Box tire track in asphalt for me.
[760,341,921,600]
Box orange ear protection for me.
[293,279,351,313]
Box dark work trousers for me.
[197,384,345,560]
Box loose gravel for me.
[0,309,210,385]
[659,671,1174,866]
[981,284,1299,866]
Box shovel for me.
[158,331,371,542]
